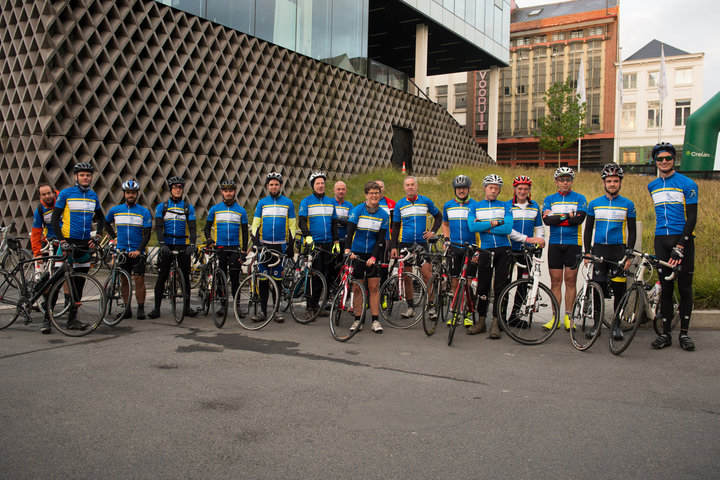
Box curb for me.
[688,310,720,330]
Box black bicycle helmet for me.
[652,142,676,160]
[452,175,472,188]
[600,163,624,179]
[266,172,283,185]
[220,179,236,189]
[74,162,94,173]
[167,176,185,187]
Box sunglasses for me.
[655,156,674,162]
[557,178,573,182]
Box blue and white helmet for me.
[121,180,140,191]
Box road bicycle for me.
[102,246,133,327]
[0,222,32,280]
[233,245,282,330]
[329,254,367,342]
[278,243,329,324]
[158,246,191,325]
[0,244,105,336]
[195,245,230,328]
[378,244,427,329]
[88,234,112,275]
[422,237,452,336]
[445,243,491,346]
[609,249,678,355]
[496,243,560,345]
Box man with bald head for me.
[330,180,354,286]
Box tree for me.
[535,78,588,166]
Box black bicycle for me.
[102,246,133,327]
[195,245,230,328]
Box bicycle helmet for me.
[600,163,624,179]
[266,172,283,185]
[652,142,676,160]
[220,179,236,189]
[513,175,532,187]
[482,174,503,187]
[308,171,326,187]
[452,175,472,188]
[554,167,575,180]
[167,176,185,187]
[121,180,140,191]
[74,162,94,173]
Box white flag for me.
[658,43,668,103]
[577,57,586,105]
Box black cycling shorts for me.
[352,252,380,280]
[548,244,582,270]
[590,243,625,282]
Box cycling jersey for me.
[299,193,337,243]
[542,191,588,245]
[468,199,512,248]
[347,203,389,254]
[155,199,196,246]
[332,198,353,240]
[442,198,476,245]
[253,195,296,245]
[509,200,544,251]
[394,195,440,244]
[648,172,699,236]
[31,201,57,256]
[206,202,248,246]
[106,203,153,252]
[55,185,101,240]
[587,195,636,245]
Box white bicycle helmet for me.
[554,167,575,180]
[482,174,503,187]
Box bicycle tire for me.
[329,279,366,342]
[570,281,604,351]
[190,249,205,289]
[48,272,105,337]
[423,274,441,336]
[290,269,328,325]
[497,278,560,345]
[448,299,466,346]
[169,266,186,325]
[102,269,132,327]
[652,291,681,335]
[234,273,278,330]
[379,272,427,329]
[1,249,33,287]
[211,268,228,328]
[196,264,211,316]
[88,246,108,275]
[609,284,644,355]
[0,271,22,329]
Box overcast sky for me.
[520,0,719,102]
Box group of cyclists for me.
[29,141,698,351]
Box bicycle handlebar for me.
[623,249,678,281]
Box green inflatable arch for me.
[680,90,720,171]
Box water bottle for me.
[649,282,661,301]
[470,277,479,294]
[33,271,50,292]
[440,274,449,290]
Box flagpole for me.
[658,43,667,143]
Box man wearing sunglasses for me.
[647,142,698,351]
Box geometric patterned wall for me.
[0,0,489,234]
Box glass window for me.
[484,0,494,39]
[297,0,331,60]
[172,0,203,16]
[552,32,565,41]
[622,73,637,89]
[454,83,467,111]
[515,99,528,134]
[675,68,692,85]
[621,103,635,129]
[622,151,637,163]
[465,0,475,26]
[436,85,448,109]
[256,0,298,50]
[331,0,366,74]
[675,100,691,126]
[647,102,662,128]
[443,0,454,11]
[648,72,658,88]
[207,0,254,33]
[570,30,582,39]
[551,50,564,83]
[533,56,546,94]
[588,93,600,126]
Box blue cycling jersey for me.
[587,195,636,245]
[33,203,56,239]
[154,199,196,245]
[206,202,248,246]
[299,193,337,243]
[648,172,698,236]
[106,203,153,252]
[442,198,476,245]
[468,199,512,248]
[394,195,440,244]
[55,185,101,240]
[254,195,296,244]
[347,203,389,254]
[542,191,588,245]
[510,200,543,251]
[332,198,353,240]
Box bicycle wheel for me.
[423,274,441,336]
[102,269,132,327]
[329,279,366,342]
[290,269,328,325]
[0,272,22,329]
[234,273,278,330]
[48,272,105,337]
[1,249,33,287]
[609,285,644,355]
[379,272,427,328]
[88,247,107,275]
[652,290,681,335]
[169,267,186,325]
[497,279,560,345]
[570,281,604,351]
[196,265,211,316]
[190,249,205,289]
[211,268,228,328]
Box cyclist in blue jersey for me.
[105,180,153,320]
[31,183,58,334]
[203,179,249,316]
[647,142,698,351]
[467,174,513,338]
[390,176,442,318]
[251,172,297,323]
[375,179,395,292]
[584,164,636,340]
[148,176,197,319]
[298,171,339,319]
[331,180,353,284]
[542,167,588,331]
[345,181,390,333]
[441,174,477,327]
[50,162,106,331]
